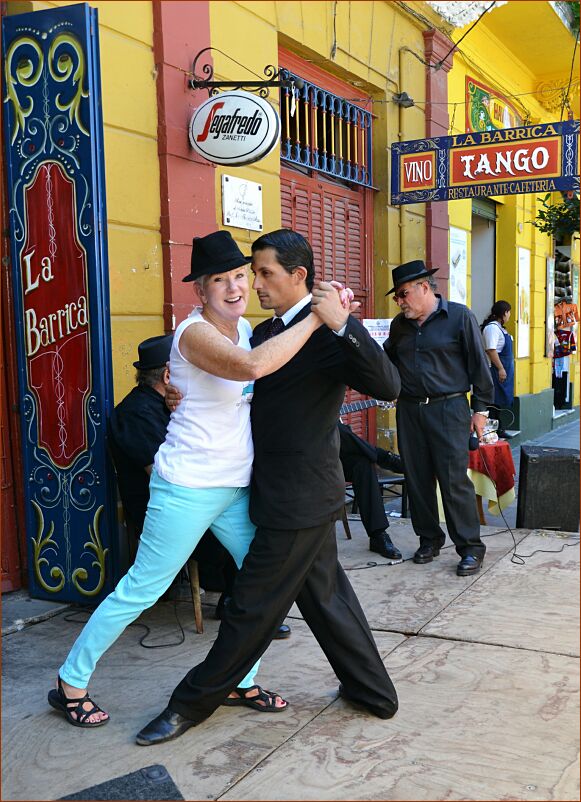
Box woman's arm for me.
[179,314,320,381]
[486,348,507,381]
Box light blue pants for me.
[60,471,259,689]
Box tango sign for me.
[391,120,579,205]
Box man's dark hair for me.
[251,229,315,291]
[136,366,167,388]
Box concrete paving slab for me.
[422,530,580,655]
[287,519,531,634]
[1,605,404,801]
[1,589,69,635]
[222,637,580,801]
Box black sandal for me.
[48,677,109,728]
[223,685,289,713]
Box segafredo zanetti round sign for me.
[189,90,280,166]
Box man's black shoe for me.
[456,555,483,576]
[376,449,404,473]
[369,531,403,563]
[412,544,441,564]
[217,594,291,639]
[136,707,197,746]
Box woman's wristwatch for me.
[474,410,489,417]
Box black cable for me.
[560,30,579,121]
[433,1,498,70]
[63,597,187,649]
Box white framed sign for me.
[222,175,263,231]
[545,256,555,358]
[363,319,392,345]
[517,247,531,358]
[189,90,280,166]
[449,226,468,304]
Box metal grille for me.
[279,68,373,188]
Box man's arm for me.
[311,282,400,400]
[462,309,495,436]
[327,316,401,401]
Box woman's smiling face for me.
[198,266,250,320]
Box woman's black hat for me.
[182,230,251,283]
[133,334,174,369]
[386,259,438,295]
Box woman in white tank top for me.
[51,231,321,731]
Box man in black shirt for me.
[384,260,494,576]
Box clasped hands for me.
[311,280,360,331]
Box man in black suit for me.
[339,422,404,562]
[137,229,401,745]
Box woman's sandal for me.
[223,685,289,713]
[47,677,109,728]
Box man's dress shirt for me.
[108,384,170,536]
[385,295,493,411]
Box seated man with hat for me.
[109,334,174,543]
[384,260,494,576]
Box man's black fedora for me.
[182,230,251,283]
[133,334,174,369]
[385,259,438,295]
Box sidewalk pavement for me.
[2,426,579,801]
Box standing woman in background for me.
[481,301,514,436]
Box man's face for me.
[393,279,431,320]
[251,247,299,315]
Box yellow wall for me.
[7,1,163,402]
[447,7,579,404]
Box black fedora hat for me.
[133,334,174,369]
[385,260,438,295]
[182,230,251,283]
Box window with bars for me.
[279,68,373,188]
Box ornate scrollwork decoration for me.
[30,500,66,593]
[191,46,215,84]
[535,79,580,114]
[189,48,294,97]
[4,36,44,144]
[72,506,109,597]
[48,33,89,136]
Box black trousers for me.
[396,396,485,559]
[169,520,398,724]
[340,451,389,536]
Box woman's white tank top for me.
[154,309,254,488]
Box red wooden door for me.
[281,167,375,440]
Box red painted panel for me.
[21,163,90,468]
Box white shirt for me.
[483,321,506,365]
[154,310,254,488]
[275,293,312,326]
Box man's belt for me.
[399,392,466,405]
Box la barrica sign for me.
[391,120,579,205]
[189,90,280,166]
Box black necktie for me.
[264,317,285,340]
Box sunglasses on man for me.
[393,281,426,301]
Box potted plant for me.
[531,192,580,240]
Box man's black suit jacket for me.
[249,304,400,529]
[338,421,378,464]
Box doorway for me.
[470,199,497,326]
